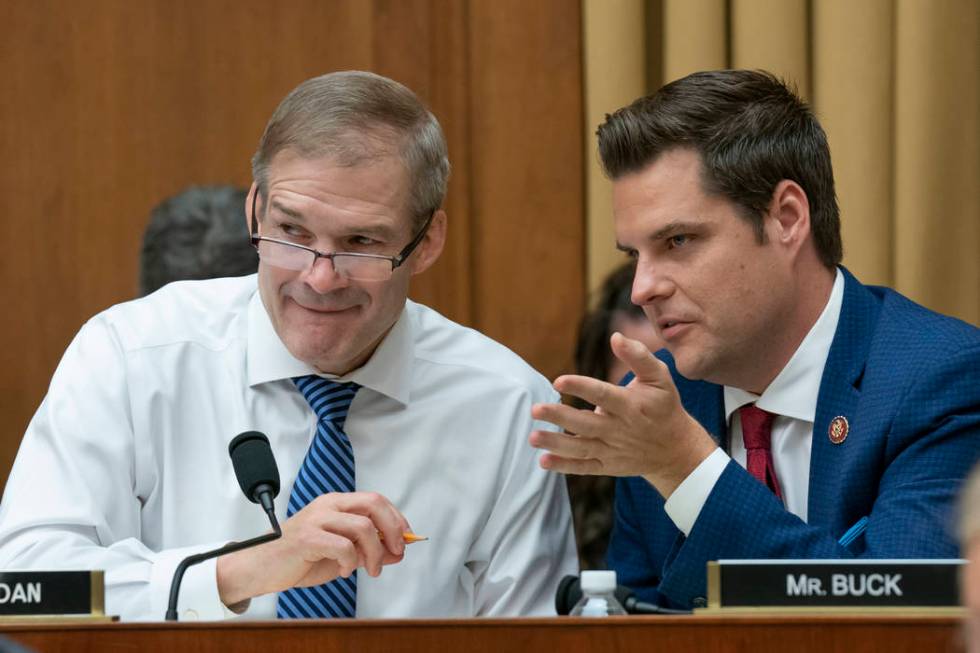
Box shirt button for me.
[692,597,707,608]
[182,608,199,620]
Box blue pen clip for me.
[838,516,869,547]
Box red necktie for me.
[738,404,783,499]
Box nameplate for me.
[707,559,963,609]
[0,571,104,617]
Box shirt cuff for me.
[663,448,730,537]
[149,541,239,621]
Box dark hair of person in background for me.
[573,261,646,390]
[139,185,257,296]
[567,259,653,570]
[597,69,842,269]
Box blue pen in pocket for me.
[838,516,869,548]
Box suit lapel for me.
[696,384,727,448]
[807,267,881,530]
[657,350,727,447]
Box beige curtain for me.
[584,0,980,325]
[583,0,649,291]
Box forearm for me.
[0,525,233,621]
[215,538,285,608]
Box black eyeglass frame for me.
[249,191,435,276]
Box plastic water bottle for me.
[569,570,627,616]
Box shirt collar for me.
[246,289,414,406]
[724,268,844,423]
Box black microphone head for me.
[228,431,280,503]
[555,575,581,615]
[614,583,636,611]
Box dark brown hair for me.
[140,186,256,296]
[574,260,644,386]
[597,69,842,268]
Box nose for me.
[301,255,349,294]
[630,258,674,306]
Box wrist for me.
[217,546,268,607]
[643,417,717,498]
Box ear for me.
[245,182,259,234]
[410,209,447,275]
[766,179,810,258]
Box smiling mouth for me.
[291,299,359,314]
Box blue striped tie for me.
[277,375,360,619]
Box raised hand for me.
[530,332,717,498]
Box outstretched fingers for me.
[610,332,673,388]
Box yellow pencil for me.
[378,531,429,544]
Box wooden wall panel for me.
[468,0,585,377]
[0,0,584,490]
[370,0,475,325]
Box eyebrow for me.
[649,220,702,240]
[268,199,399,239]
[269,200,304,221]
[616,220,702,251]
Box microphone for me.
[164,431,283,621]
[228,430,281,517]
[555,574,691,615]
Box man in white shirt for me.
[0,71,577,620]
[530,69,980,608]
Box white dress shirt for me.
[664,269,844,534]
[0,275,577,621]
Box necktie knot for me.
[737,403,783,500]
[739,404,775,450]
[293,376,360,430]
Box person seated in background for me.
[568,260,662,569]
[574,260,664,393]
[139,185,256,296]
[961,465,980,652]
[530,69,980,609]
[0,70,576,621]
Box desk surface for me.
[0,614,966,653]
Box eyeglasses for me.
[249,192,433,282]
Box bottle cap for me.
[580,570,617,593]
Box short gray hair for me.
[252,71,450,225]
[961,464,980,549]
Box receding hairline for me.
[256,122,405,181]
[251,72,450,224]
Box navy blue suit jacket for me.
[606,268,980,609]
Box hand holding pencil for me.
[218,491,416,607]
[379,531,428,544]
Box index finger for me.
[551,374,630,415]
[328,491,411,556]
[610,332,673,388]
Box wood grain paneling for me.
[468,0,585,377]
[371,0,476,325]
[0,0,584,489]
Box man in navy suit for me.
[530,70,980,609]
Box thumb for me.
[610,332,669,386]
